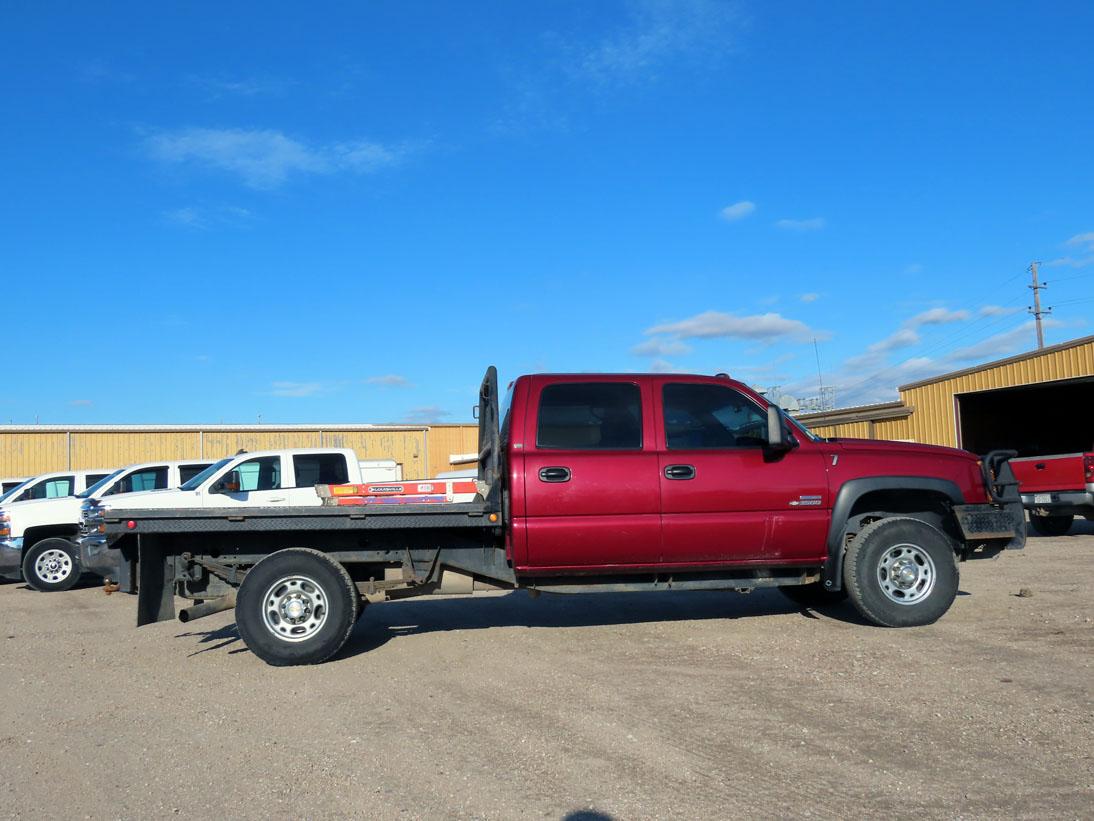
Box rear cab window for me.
[536,382,643,450]
[178,464,211,484]
[293,453,349,487]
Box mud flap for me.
[136,536,175,626]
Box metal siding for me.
[427,425,480,477]
[70,432,203,470]
[0,426,477,480]
[0,433,70,475]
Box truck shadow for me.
[336,588,873,660]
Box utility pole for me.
[1028,261,1051,349]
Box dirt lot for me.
[1,526,1092,820]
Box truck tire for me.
[235,548,359,667]
[1028,513,1073,537]
[22,538,82,592]
[842,517,958,628]
[778,582,848,608]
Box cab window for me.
[663,384,769,449]
[179,463,211,484]
[537,383,642,450]
[230,456,282,491]
[108,467,169,494]
[293,454,349,487]
[24,476,75,500]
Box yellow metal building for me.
[797,334,1094,450]
[0,423,479,481]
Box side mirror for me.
[767,405,794,453]
[210,474,241,494]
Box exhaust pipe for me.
[178,591,237,623]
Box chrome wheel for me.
[34,548,73,585]
[262,575,329,643]
[876,543,936,605]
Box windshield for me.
[77,469,124,499]
[786,414,820,442]
[179,458,232,491]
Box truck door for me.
[521,379,662,569]
[657,381,829,565]
[205,455,292,507]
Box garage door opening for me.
[957,377,1094,456]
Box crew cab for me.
[0,460,212,591]
[0,468,112,506]
[97,368,1025,666]
[1011,451,1094,536]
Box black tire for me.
[1028,513,1073,537]
[235,548,359,667]
[22,538,82,592]
[778,582,848,608]
[843,517,959,628]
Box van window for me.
[179,463,211,484]
[293,454,349,487]
[85,473,111,487]
[536,383,642,450]
[232,456,281,491]
[663,383,769,449]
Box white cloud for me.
[569,0,742,86]
[908,307,970,326]
[868,328,920,353]
[646,310,826,342]
[146,128,406,189]
[946,320,1060,363]
[799,292,819,303]
[775,217,826,231]
[719,201,755,222]
[366,374,411,387]
[631,337,692,357]
[649,358,682,373]
[979,305,1020,317]
[404,405,452,424]
[269,381,325,398]
[185,74,292,98]
[69,399,93,407]
[1044,231,1094,268]
[164,205,252,230]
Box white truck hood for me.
[3,496,82,530]
[96,488,201,511]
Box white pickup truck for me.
[77,449,406,588]
[0,468,113,505]
[0,460,213,591]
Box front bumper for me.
[77,533,119,580]
[0,537,24,580]
[1021,490,1094,516]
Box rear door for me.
[657,380,829,565]
[521,377,661,569]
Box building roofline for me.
[0,424,433,433]
[795,400,913,426]
[898,333,1094,391]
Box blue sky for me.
[2,1,1092,424]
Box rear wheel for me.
[236,548,359,666]
[843,517,958,628]
[778,582,848,609]
[22,538,81,592]
[1028,513,1073,537]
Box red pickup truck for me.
[96,367,1025,666]
[1012,451,1094,536]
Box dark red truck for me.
[1011,451,1094,536]
[99,368,1025,666]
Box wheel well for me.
[23,525,79,553]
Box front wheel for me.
[235,548,359,666]
[843,517,959,628]
[1028,513,1073,537]
[22,538,82,592]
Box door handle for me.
[268,497,287,503]
[538,467,571,483]
[664,464,696,480]
[1035,463,1046,470]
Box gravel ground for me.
[1,524,1092,820]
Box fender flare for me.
[821,477,965,590]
